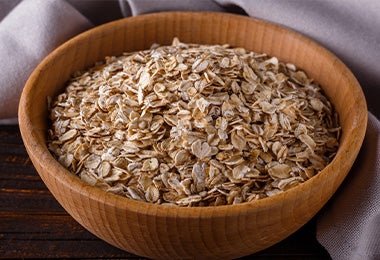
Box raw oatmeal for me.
[47,38,340,206]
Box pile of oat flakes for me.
[48,38,340,206]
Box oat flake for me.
[47,38,340,207]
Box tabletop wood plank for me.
[0,125,331,259]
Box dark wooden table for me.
[0,125,331,259]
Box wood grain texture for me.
[0,125,331,259]
[18,12,366,259]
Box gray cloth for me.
[0,0,92,123]
[317,112,380,260]
[0,0,379,259]
[217,0,380,118]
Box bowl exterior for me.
[19,12,367,259]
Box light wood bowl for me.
[19,12,367,259]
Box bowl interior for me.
[18,11,367,259]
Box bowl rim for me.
[18,11,368,219]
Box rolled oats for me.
[48,38,340,207]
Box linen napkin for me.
[1,0,379,259]
[0,0,92,124]
[317,112,380,259]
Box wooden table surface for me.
[0,125,331,259]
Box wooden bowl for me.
[19,12,367,259]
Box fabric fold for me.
[216,0,380,118]
[0,0,92,121]
[317,113,380,260]
[0,1,379,259]
[120,0,225,16]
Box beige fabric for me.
[0,1,379,259]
